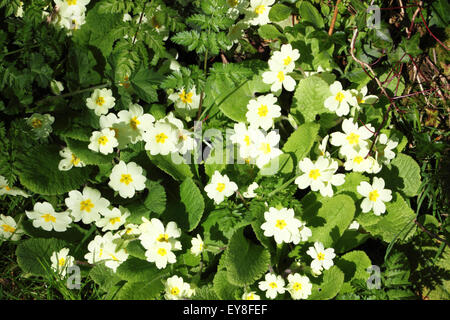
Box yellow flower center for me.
[317,252,325,261]
[99,248,103,257]
[130,116,140,130]
[157,233,169,243]
[110,254,119,261]
[67,0,77,5]
[369,190,379,202]
[259,143,271,155]
[275,219,287,230]
[31,118,43,128]
[216,183,226,192]
[179,90,193,104]
[246,293,255,300]
[335,92,345,102]
[58,257,66,267]
[346,132,360,145]
[71,153,81,166]
[126,228,134,235]
[4,186,11,191]
[80,199,94,212]
[277,71,285,82]
[98,136,108,145]
[269,282,277,289]
[2,224,15,233]
[293,282,302,291]
[309,169,321,180]
[228,0,238,7]
[120,174,133,185]
[96,96,105,106]
[258,104,269,117]
[353,156,364,164]
[283,56,292,65]
[157,248,167,256]
[255,5,265,15]
[109,217,121,225]
[170,287,180,295]
[243,135,251,146]
[155,132,168,144]
[41,213,56,223]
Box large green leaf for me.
[16,144,91,195]
[144,180,167,215]
[65,137,114,166]
[22,220,89,243]
[303,194,356,247]
[116,257,165,283]
[356,192,416,242]
[213,271,243,300]
[147,152,193,181]
[297,2,324,28]
[89,263,123,292]
[336,250,371,293]
[130,67,163,103]
[115,278,164,300]
[180,177,205,231]
[269,4,292,22]
[223,227,271,287]
[380,153,421,197]
[16,238,69,276]
[309,266,344,300]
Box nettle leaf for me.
[16,238,69,276]
[380,153,421,197]
[65,138,114,166]
[291,75,336,128]
[219,73,271,123]
[356,192,416,243]
[269,4,292,22]
[16,144,92,195]
[223,227,271,287]
[144,180,167,215]
[147,152,193,181]
[309,265,344,300]
[213,271,243,300]
[303,194,355,247]
[180,177,205,231]
[191,285,219,300]
[336,250,371,294]
[279,122,320,175]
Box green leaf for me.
[125,240,147,261]
[147,152,193,181]
[381,153,421,197]
[16,238,69,276]
[223,227,271,287]
[269,4,292,22]
[356,192,416,242]
[144,180,167,215]
[180,177,205,231]
[16,144,92,195]
[309,266,344,300]
[65,138,114,166]
[89,263,123,292]
[22,220,88,243]
[336,251,371,293]
[116,257,165,283]
[303,194,356,247]
[115,278,164,300]
[130,67,163,103]
[297,2,324,28]
[191,285,219,300]
[213,271,243,300]
[258,24,283,40]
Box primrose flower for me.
[343,147,372,173]
[258,273,286,299]
[0,175,30,198]
[88,128,119,155]
[117,103,155,143]
[270,44,300,72]
[253,130,283,169]
[119,223,141,237]
[287,273,312,300]
[139,218,182,253]
[0,214,24,241]
[351,86,379,108]
[348,220,360,230]
[307,242,336,274]
[161,113,197,155]
[262,66,296,92]
[95,207,130,232]
[86,88,116,116]
[50,248,75,278]
[84,232,128,272]
[108,161,146,198]
[357,177,392,216]
[25,201,72,232]
[58,13,86,32]
[247,0,275,26]
[260,207,303,244]
[290,220,312,245]
[204,171,238,204]
[190,234,204,257]
[242,291,261,300]
[145,241,176,269]
[377,134,398,164]
[26,113,55,140]
[330,118,375,157]
[58,147,85,171]
[99,113,131,148]
[243,182,259,198]
[55,0,90,18]
[143,121,178,156]
[246,94,281,131]
[226,0,249,20]
[168,87,201,117]
[230,122,258,160]
[164,275,193,300]
[65,186,110,224]
[324,81,357,117]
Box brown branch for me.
[414,219,450,246]
[328,0,342,36]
